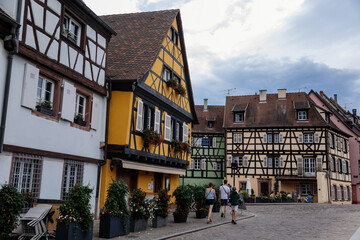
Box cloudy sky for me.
[84,0,360,111]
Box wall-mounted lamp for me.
[110,160,115,171]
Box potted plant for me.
[172,185,192,223]
[193,185,208,218]
[142,128,162,148]
[74,114,86,126]
[280,191,287,203]
[152,189,170,228]
[36,101,53,115]
[166,77,178,89]
[22,191,35,213]
[56,185,93,240]
[129,188,151,232]
[175,84,186,96]
[99,180,130,238]
[171,140,190,154]
[0,185,25,240]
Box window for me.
[75,93,86,119]
[192,137,202,147]
[233,133,242,144]
[331,156,336,172]
[338,158,342,173]
[233,156,243,167]
[162,67,171,81]
[344,186,349,201]
[62,160,83,200]
[274,133,279,143]
[165,177,170,191]
[325,113,330,123]
[207,121,214,129]
[304,157,316,176]
[37,76,54,108]
[194,159,201,170]
[175,122,180,140]
[297,110,308,120]
[239,182,246,190]
[234,112,244,123]
[345,161,349,174]
[337,185,342,201]
[10,153,43,199]
[268,157,273,168]
[300,183,313,195]
[329,133,335,148]
[274,157,280,168]
[145,107,153,129]
[331,185,336,201]
[170,27,178,45]
[216,163,221,171]
[304,133,314,143]
[267,134,272,144]
[63,14,82,46]
[344,139,348,153]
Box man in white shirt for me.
[219,180,230,218]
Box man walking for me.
[219,180,230,218]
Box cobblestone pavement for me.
[172,204,360,240]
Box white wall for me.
[4,56,106,160]
[39,157,63,200]
[0,0,18,19]
[0,151,12,185]
[0,40,7,124]
[82,162,98,213]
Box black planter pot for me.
[152,216,168,228]
[130,218,148,232]
[212,205,220,212]
[36,105,53,116]
[255,197,261,203]
[99,215,130,238]
[195,211,208,219]
[55,221,93,240]
[245,198,255,203]
[173,214,187,223]
[74,118,86,126]
[275,198,281,203]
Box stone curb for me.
[155,213,256,240]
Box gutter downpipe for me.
[0,0,22,153]
[94,79,111,219]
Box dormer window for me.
[207,121,214,129]
[170,27,178,46]
[234,112,244,123]
[63,14,82,46]
[297,110,308,121]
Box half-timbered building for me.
[0,0,115,221]
[224,90,352,203]
[310,90,360,203]
[182,99,225,186]
[100,10,197,205]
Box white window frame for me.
[300,183,313,195]
[146,107,152,129]
[63,14,81,46]
[304,157,316,176]
[304,133,314,143]
[268,157,273,168]
[233,133,242,144]
[37,76,54,107]
[297,110,307,120]
[329,133,335,148]
[164,114,171,141]
[331,185,336,201]
[233,156,243,167]
[62,160,84,200]
[274,133,279,143]
[154,109,161,133]
[163,67,171,81]
[175,122,180,140]
[194,159,201,170]
[234,112,244,123]
[192,137,202,147]
[337,185,342,201]
[75,93,86,119]
[267,134,273,144]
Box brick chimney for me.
[278,89,286,100]
[353,109,357,116]
[204,98,208,111]
[259,90,267,103]
[334,94,337,104]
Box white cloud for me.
[83,0,141,15]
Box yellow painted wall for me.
[137,171,155,194]
[108,91,133,145]
[100,159,117,209]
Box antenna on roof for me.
[222,88,236,95]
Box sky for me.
[83,0,360,112]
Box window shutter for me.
[297,157,303,176]
[329,134,333,148]
[337,185,342,201]
[344,186,348,201]
[316,157,322,171]
[21,63,39,109]
[164,114,171,141]
[243,156,248,167]
[90,95,100,130]
[61,81,76,122]
[212,136,216,147]
[342,160,347,174]
[263,156,267,167]
[135,100,144,131]
[190,159,194,169]
[201,159,206,170]
[212,162,217,170]
[280,157,284,168]
[227,155,233,167]
[298,133,303,143]
[154,109,161,133]
[314,133,320,143]
[331,185,335,201]
[330,157,334,171]
[279,133,284,143]
[183,123,188,143]
[338,159,342,173]
[239,133,243,143]
[263,134,267,143]
[334,158,338,172]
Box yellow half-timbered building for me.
[224,90,351,203]
[100,10,197,206]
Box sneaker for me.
[231,220,235,224]
[221,213,224,218]
[234,221,237,224]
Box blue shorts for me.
[206,199,215,205]
[221,199,228,206]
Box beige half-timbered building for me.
[224,90,351,203]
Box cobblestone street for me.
[172,204,360,240]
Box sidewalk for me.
[93,207,255,240]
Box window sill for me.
[70,122,90,131]
[31,109,59,122]
[60,35,85,53]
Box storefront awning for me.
[114,158,186,175]
[276,176,317,181]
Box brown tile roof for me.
[224,92,327,128]
[101,9,179,81]
[193,105,224,134]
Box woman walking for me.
[205,182,216,224]
[229,186,240,224]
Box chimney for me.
[334,94,337,104]
[204,98,208,111]
[319,90,324,96]
[259,90,267,103]
[353,109,357,116]
[278,89,286,100]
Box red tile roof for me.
[193,105,224,133]
[101,10,179,81]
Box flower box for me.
[130,218,148,232]
[195,210,208,219]
[36,105,53,116]
[152,215,168,228]
[244,198,255,203]
[99,215,130,238]
[55,221,93,240]
[74,118,86,126]
[173,214,187,223]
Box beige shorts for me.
[231,205,238,211]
